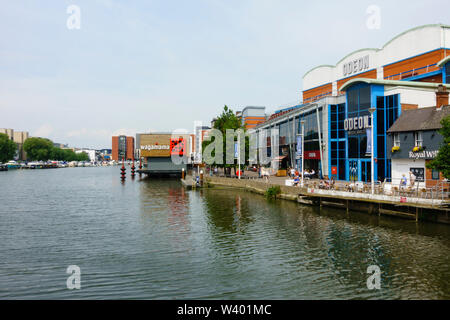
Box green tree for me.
[426,115,450,179]
[202,105,249,175]
[23,137,54,161]
[0,133,17,163]
[75,152,90,162]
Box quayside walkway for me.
[183,171,450,225]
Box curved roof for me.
[339,78,450,92]
[437,55,450,68]
[303,24,450,80]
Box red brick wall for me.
[112,136,119,161]
[425,160,445,188]
[126,136,135,160]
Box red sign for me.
[304,151,321,160]
[331,166,338,175]
[170,138,185,156]
[400,197,407,203]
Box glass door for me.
[360,160,371,182]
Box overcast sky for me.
[0,0,448,149]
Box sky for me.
[0,0,449,149]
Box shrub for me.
[265,185,281,199]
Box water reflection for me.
[0,167,449,299]
[200,188,450,299]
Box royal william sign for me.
[409,150,439,160]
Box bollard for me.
[182,168,185,180]
[131,160,136,179]
[120,158,126,181]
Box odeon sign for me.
[343,55,370,77]
[344,115,371,131]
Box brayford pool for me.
[0,166,450,299]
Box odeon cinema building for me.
[251,24,450,184]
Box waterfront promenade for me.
[184,169,450,224]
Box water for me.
[1,166,450,299]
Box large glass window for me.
[446,63,450,84]
[345,85,399,182]
[329,104,346,180]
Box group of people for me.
[400,171,417,189]
[288,167,316,180]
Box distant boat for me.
[6,161,21,169]
[0,164,8,171]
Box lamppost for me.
[368,107,376,195]
[300,120,305,187]
[237,130,243,180]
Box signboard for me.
[365,128,372,155]
[296,136,302,156]
[410,167,425,182]
[343,55,370,77]
[140,134,189,158]
[344,115,371,132]
[234,142,238,159]
[331,166,338,175]
[170,138,185,156]
[409,150,439,160]
[304,151,321,160]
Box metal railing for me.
[304,177,450,201]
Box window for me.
[414,132,423,147]
[432,169,440,180]
[446,63,450,84]
[394,133,400,147]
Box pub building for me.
[250,24,450,182]
[387,86,450,188]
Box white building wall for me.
[76,149,96,162]
[391,159,426,188]
[303,25,449,91]
[385,87,436,109]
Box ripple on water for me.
[0,167,450,299]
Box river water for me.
[0,166,449,299]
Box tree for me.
[75,152,90,162]
[426,115,450,179]
[202,105,249,175]
[23,137,54,161]
[0,133,17,163]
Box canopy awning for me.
[273,156,287,161]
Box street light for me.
[300,120,305,187]
[368,107,376,195]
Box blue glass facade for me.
[445,62,450,84]
[297,109,323,175]
[328,84,400,182]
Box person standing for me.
[409,171,416,187]
[400,174,407,189]
[290,167,295,178]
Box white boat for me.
[68,161,78,167]
[6,160,21,169]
